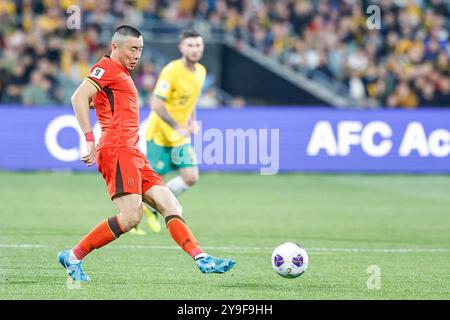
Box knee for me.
[171,198,183,217]
[160,197,183,218]
[175,201,183,217]
[182,173,198,187]
[121,205,143,231]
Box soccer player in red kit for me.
[57,25,235,281]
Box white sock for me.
[69,250,81,264]
[166,176,189,197]
[194,252,208,260]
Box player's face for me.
[180,37,204,64]
[117,36,144,70]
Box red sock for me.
[165,215,204,259]
[72,215,125,260]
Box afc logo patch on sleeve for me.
[158,80,170,93]
[90,67,105,79]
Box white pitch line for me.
[108,245,450,253]
[310,247,450,253]
[0,244,449,253]
[0,244,46,248]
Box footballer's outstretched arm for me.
[71,80,99,166]
[150,94,189,137]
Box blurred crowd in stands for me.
[220,0,450,108]
[0,0,162,107]
[0,0,449,108]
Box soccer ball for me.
[271,242,309,278]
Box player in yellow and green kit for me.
[131,30,206,235]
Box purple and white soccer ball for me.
[271,242,309,278]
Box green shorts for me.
[146,140,197,176]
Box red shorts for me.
[97,147,165,199]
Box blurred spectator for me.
[2,64,27,104]
[68,52,91,84]
[117,0,144,27]
[434,74,450,105]
[22,70,55,105]
[387,81,419,109]
[141,1,161,22]
[349,73,367,104]
[36,6,64,34]
[230,96,246,108]
[136,61,159,103]
[198,87,220,108]
[0,61,5,101]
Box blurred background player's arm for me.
[150,94,190,137]
[71,80,98,166]
[187,108,198,134]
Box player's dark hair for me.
[179,29,202,42]
[113,25,142,38]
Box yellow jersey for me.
[146,59,206,147]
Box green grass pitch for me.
[0,171,449,299]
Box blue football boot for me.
[57,250,91,282]
[196,255,236,273]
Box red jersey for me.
[85,55,140,151]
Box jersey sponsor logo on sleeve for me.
[90,67,105,79]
